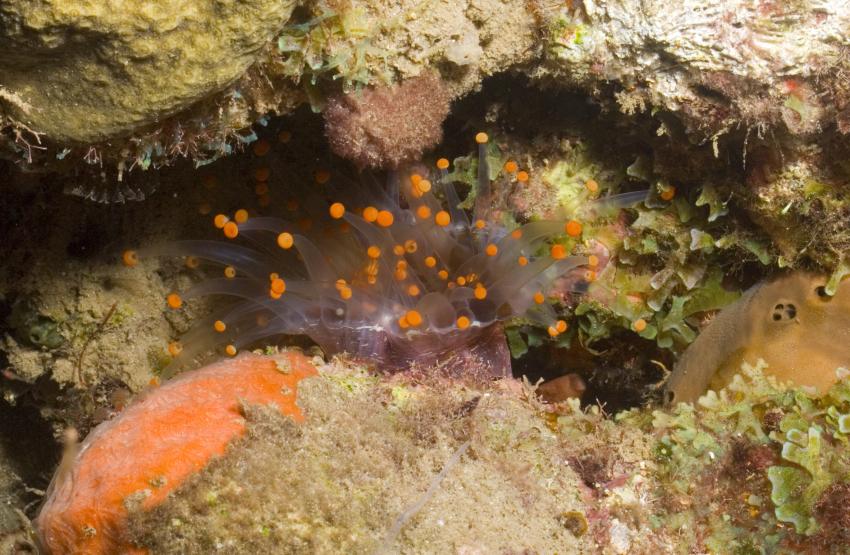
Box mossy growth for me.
[125,359,850,553]
[646,360,850,552]
[741,142,850,271]
[127,362,606,553]
[276,2,393,99]
[765,373,850,536]
[489,135,773,356]
[580,174,772,351]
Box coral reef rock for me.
[0,0,296,142]
[541,0,850,140]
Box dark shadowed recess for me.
[0,390,60,519]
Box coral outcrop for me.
[0,0,297,143]
[4,0,850,175]
[541,0,850,141]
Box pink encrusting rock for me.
[323,72,451,169]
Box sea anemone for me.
[124,132,644,377]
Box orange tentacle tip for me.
[254,167,271,182]
[435,211,451,227]
[34,352,318,555]
[234,209,249,224]
[252,139,271,157]
[254,181,270,195]
[436,158,450,170]
[277,232,294,249]
[565,220,582,237]
[362,206,378,222]
[412,178,431,197]
[633,318,648,332]
[329,202,345,219]
[223,221,239,239]
[456,316,471,329]
[213,214,229,229]
[121,250,138,267]
[166,293,182,309]
[550,244,568,260]
[475,132,489,144]
[660,186,676,201]
[315,169,331,184]
[516,170,529,183]
[270,278,286,295]
[167,341,182,357]
[376,210,394,228]
[201,174,218,189]
[405,310,423,327]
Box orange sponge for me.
[35,352,317,554]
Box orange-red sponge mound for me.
[35,352,317,555]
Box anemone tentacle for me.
[124,133,645,376]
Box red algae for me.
[35,351,317,555]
